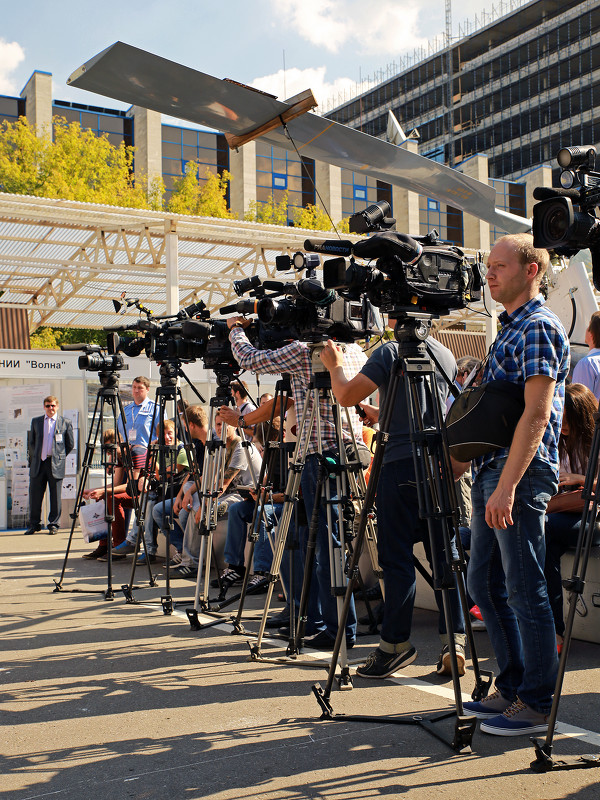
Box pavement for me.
[2,527,600,800]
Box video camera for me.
[532,146,600,289]
[220,254,383,344]
[305,227,483,316]
[61,338,128,373]
[106,299,240,372]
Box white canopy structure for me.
[0,192,324,332]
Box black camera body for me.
[307,229,483,317]
[532,146,600,290]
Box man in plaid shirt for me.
[227,316,366,648]
[458,234,570,736]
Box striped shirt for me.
[473,294,569,479]
[229,328,366,455]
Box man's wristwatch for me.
[238,415,247,429]
[231,321,245,329]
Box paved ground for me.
[2,528,600,800]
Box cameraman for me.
[320,321,466,678]
[454,234,569,736]
[226,316,366,648]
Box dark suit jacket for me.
[28,414,75,479]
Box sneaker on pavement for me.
[176,565,198,579]
[436,643,466,677]
[247,573,269,593]
[82,545,107,559]
[113,541,136,555]
[356,646,417,679]
[479,698,549,736]
[163,553,182,568]
[98,551,126,562]
[463,688,513,719]
[209,566,244,590]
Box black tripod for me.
[312,312,489,754]
[531,407,600,772]
[53,362,139,601]
[121,359,205,614]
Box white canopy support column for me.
[164,220,179,315]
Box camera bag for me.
[444,380,525,461]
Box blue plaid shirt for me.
[473,294,570,479]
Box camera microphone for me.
[532,187,581,201]
[304,239,354,256]
[262,281,285,292]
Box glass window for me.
[427,198,440,211]
[100,115,124,134]
[162,125,181,143]
[182,144,199,161]
[162,142,182,159]
[181,128,198,146]
[80,112,99,130]
[354,186,367,201]
[273,173,287,189]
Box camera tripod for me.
[121,359,206,614]
[210,376,294,627]
[53,364,140,601]
[184,368,261,631]
[312,312,489,754]
[531,406,600,772]
[248,342,382,681]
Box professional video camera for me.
[61,336,129,373]
[220,255,383,343]
[305,227,483,316]
[532,145,600,289]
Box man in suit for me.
[25,396,75,535]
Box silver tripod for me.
[249,342,382,685]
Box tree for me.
[0,116,163,209]
[244,191,290,226]
[30,326,107,350]
[293,203,351,233]
[167,162,232,218]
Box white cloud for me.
[272,0,427,56]
[0,39,25,94]
[251,66,356,110]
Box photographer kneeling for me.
[227,315,366,649]
[320,324,466,678]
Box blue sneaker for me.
[463,688,512,719]
[113,541,135,555]
[480,698,549,736]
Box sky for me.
[1,0,502,123]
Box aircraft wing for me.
[69,42,530,234]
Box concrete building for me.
[0,17,556,253]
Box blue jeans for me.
[126,497,156,554]
[223,499,281,573]
[152,497,184,552]
[468,458,558,714]
[377,457,465,646]
[300,454,356,640]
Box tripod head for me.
[391,310,437,358]
[210,365,243,407]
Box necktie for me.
[42,418,55,461]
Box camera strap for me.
[424,342,461,399]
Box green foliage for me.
[167,162,232,218]
[0,116,161,209]
[245,191,290,226]
[30,326,107,350]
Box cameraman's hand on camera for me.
[218,406,241,426]
[320,339,344,371]
[226,316,252,330]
